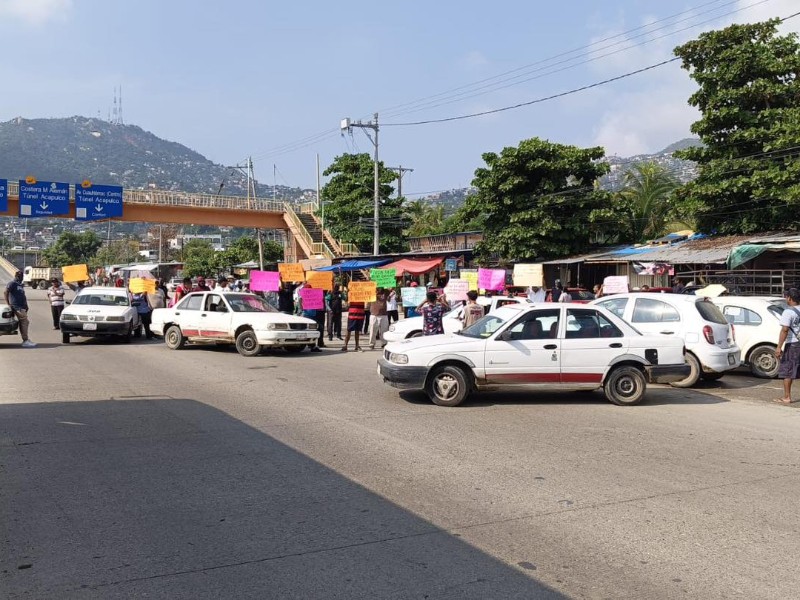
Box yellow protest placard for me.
[62,264,89,283]
[513,263,544,287]
[348,281,376,303]
[461,270,479,291]
[278,262,305,282]
[129,278,157,294]
[305,270,334,291]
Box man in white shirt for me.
[775,288,800,404]
[527,286,547,303]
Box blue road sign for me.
[0,179,7,212]
[75,183,124,221]
[18,180,70,217]
[445,258,458,272]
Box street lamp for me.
[341,113,380,255]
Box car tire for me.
[165,325,186,350]
[235,329,261,357]
[121,323,133,343]
[749,344,779,379]
[284,345,304,353]
[425,365,471,407]
[701,371,725,381]
[670,353,700,388]
[61,332,70,344]
[409,331,423,338]
[603,365,646,406]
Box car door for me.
[560,308,628,385]
[483,308,562,384]
[720,304,761,353]
[198,294,234,340]
[175,293,205,337]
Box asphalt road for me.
[1,284,799,599]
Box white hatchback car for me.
[60,287,142,344]
[712,296,786,378]
[383,296,528,342]
[378,304,689,407]
[151,291,318,356]
[592,293,741,387]
[0,302,19,337]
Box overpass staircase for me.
[282,202,362,262]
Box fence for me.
[678,269,800,296]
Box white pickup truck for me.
[383,296,529,342]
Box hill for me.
[0,116,310,200]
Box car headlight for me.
[307,323,318,330]
[266,323,289,330]
[60,314,78,321]
[106,316,126,322]
[389,325,396,332]
[389,352,408,365]
[2,310,13,319]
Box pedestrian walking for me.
[368,289,389,350]
[47,278,66,329]
[341,300,365,352]
[4,270,36,347]
[418,291,450,335]
[386,288,399,324]
[775,287,800,404]
[326,284,344,341]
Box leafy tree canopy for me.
[616,162,687,243]
[42,231,103,267]
[182,239,218,277]
[459,138,616,261]
[673,19,800,234]
[93,238,141,267]
[321,153,405,254]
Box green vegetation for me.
[42,231,103,267]
[616,162,688,243]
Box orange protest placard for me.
[129,278,157,294]
[348,281,377,303]
[62,264,89,283]
[278,262,305,282]
[305,270,333,291]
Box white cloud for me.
[458,50,490,71]
[0,0,72,25]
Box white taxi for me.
[0,301,19,336]
[150,291,318,356]
[378,304,689,407]
[60,287,142,343]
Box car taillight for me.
[703,325,715,344]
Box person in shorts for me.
[775,287,800,404]
[342,300,365,352]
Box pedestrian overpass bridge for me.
[1,180,361,262]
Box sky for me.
[0,0,798,197]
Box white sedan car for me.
[151,291,318,356]
[384,296,528,342]
[60,287,142,344]
[713,296,786,378]
[378,304,689,407]
[0,302,19,337]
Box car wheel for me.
[61,332,70,344]
[284,345,305,353]
[701,371,725,381]
[235,329,261,357]
[670,353,700,388]
[121,323,133,343]
[409,331,423,338]
[425,365,471,407]
[749,344,779,379]
[165,325,186,350]
[603,365,646,406]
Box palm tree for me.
[617,162,689,243]
[405,201,445,237]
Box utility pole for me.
[232,158,265,270]
[341,113,380,255]
[388,165,414,199]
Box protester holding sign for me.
[419,291,450,336]
[368,289,389,350]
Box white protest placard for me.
[444,279,469,301]
[603,275,629,295]
[513,264,544,287]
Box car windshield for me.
[74,293,129,307]
[459,315,506,338]
[225,294,278,313]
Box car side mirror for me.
[499,331,512,342]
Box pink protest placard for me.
[299,287,324,310]
[478,268,506,291]
[250,270,281,292]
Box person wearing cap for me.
[46,278,66,329]
[195,276,210,292]
[4,270,36,347]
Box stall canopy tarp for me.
[382,258,444,276]
[314,259,392,272]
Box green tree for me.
[93,238,141,266]
[262,240,284,263]
[321,153,405,253]
[673,19,800,234]
[42,231,103,267]
[616,162,686,243]
[404,200,445,237]
[460,137,616,261]
[182,239,218,277]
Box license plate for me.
[83,323,97,331]
[727,353,736,365]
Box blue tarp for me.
[314,259,392,272]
